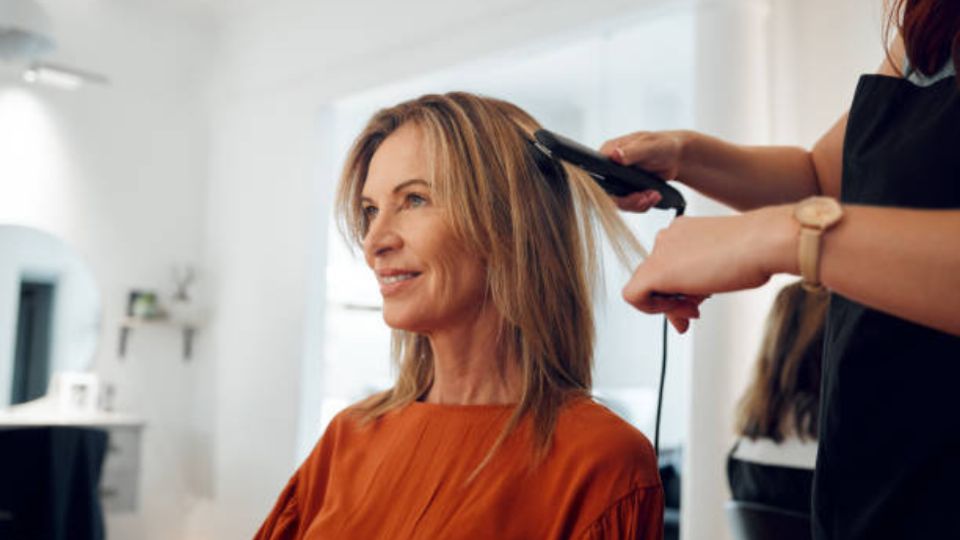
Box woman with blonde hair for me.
[255,92,663,539]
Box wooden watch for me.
[794,196,844,292]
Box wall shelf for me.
[117,316,199,361]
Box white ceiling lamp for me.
[23,61,108,90]
[1,1,108,90]
[0,0,55,62]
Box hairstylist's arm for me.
[601,124,846,330]
[624,204,960,337]
[601,37,908,212]
[600,125,842,212]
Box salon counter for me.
[0,409,144,513]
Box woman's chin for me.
[382,310,432,334]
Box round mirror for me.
[0,225,101,406]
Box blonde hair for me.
[335,92,644,466]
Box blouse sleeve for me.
[253,473,302,540]
[579,485,665,540]
[253,411,348,539]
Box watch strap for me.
[798,226,824,292]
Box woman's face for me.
[360,123,489,334]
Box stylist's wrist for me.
[673,130,697,182]
[753,204,801,277]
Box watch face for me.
[795,197,843,228]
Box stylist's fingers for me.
[637,295,707,334]
[607,132,657,162]
[624,283,702,315]
[658,298,703,334]
[600,132,655,165]
[599,131,683,181]
[613,190,662,213]
[616,135,682,179]
[599,132,648,158]
[667,314,690,334]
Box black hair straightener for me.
[533,129,687,457]
[533,129,686,215]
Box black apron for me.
[813,70,960,539]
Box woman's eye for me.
[362,205,379,219]
[406,193,428,208]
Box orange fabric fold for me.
[254,397,663,539]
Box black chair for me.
[726,500,811,540]
[0,426,108,540]
[658,447,682,540]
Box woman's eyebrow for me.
[393,178,430,192]
[361,178,430,203]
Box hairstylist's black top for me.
[813,66,960,539]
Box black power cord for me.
[655,316,668,457]
[654,205,685,457]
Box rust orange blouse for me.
[255,397,663,539]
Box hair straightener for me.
[533,129,686,215]
[532,129,688,457]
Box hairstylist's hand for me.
[623,205,799,332]
[600,130,690,213]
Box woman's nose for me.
[363,214,403,261]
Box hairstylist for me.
[602,1,960,538]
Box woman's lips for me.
[378,272,421,296]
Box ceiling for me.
[119,0,265,21]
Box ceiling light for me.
[22,62,108,90]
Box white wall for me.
[769,0,885,147]
[0,1,215,539]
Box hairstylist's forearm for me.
[677,131,823,211]
[816,207,960,337]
